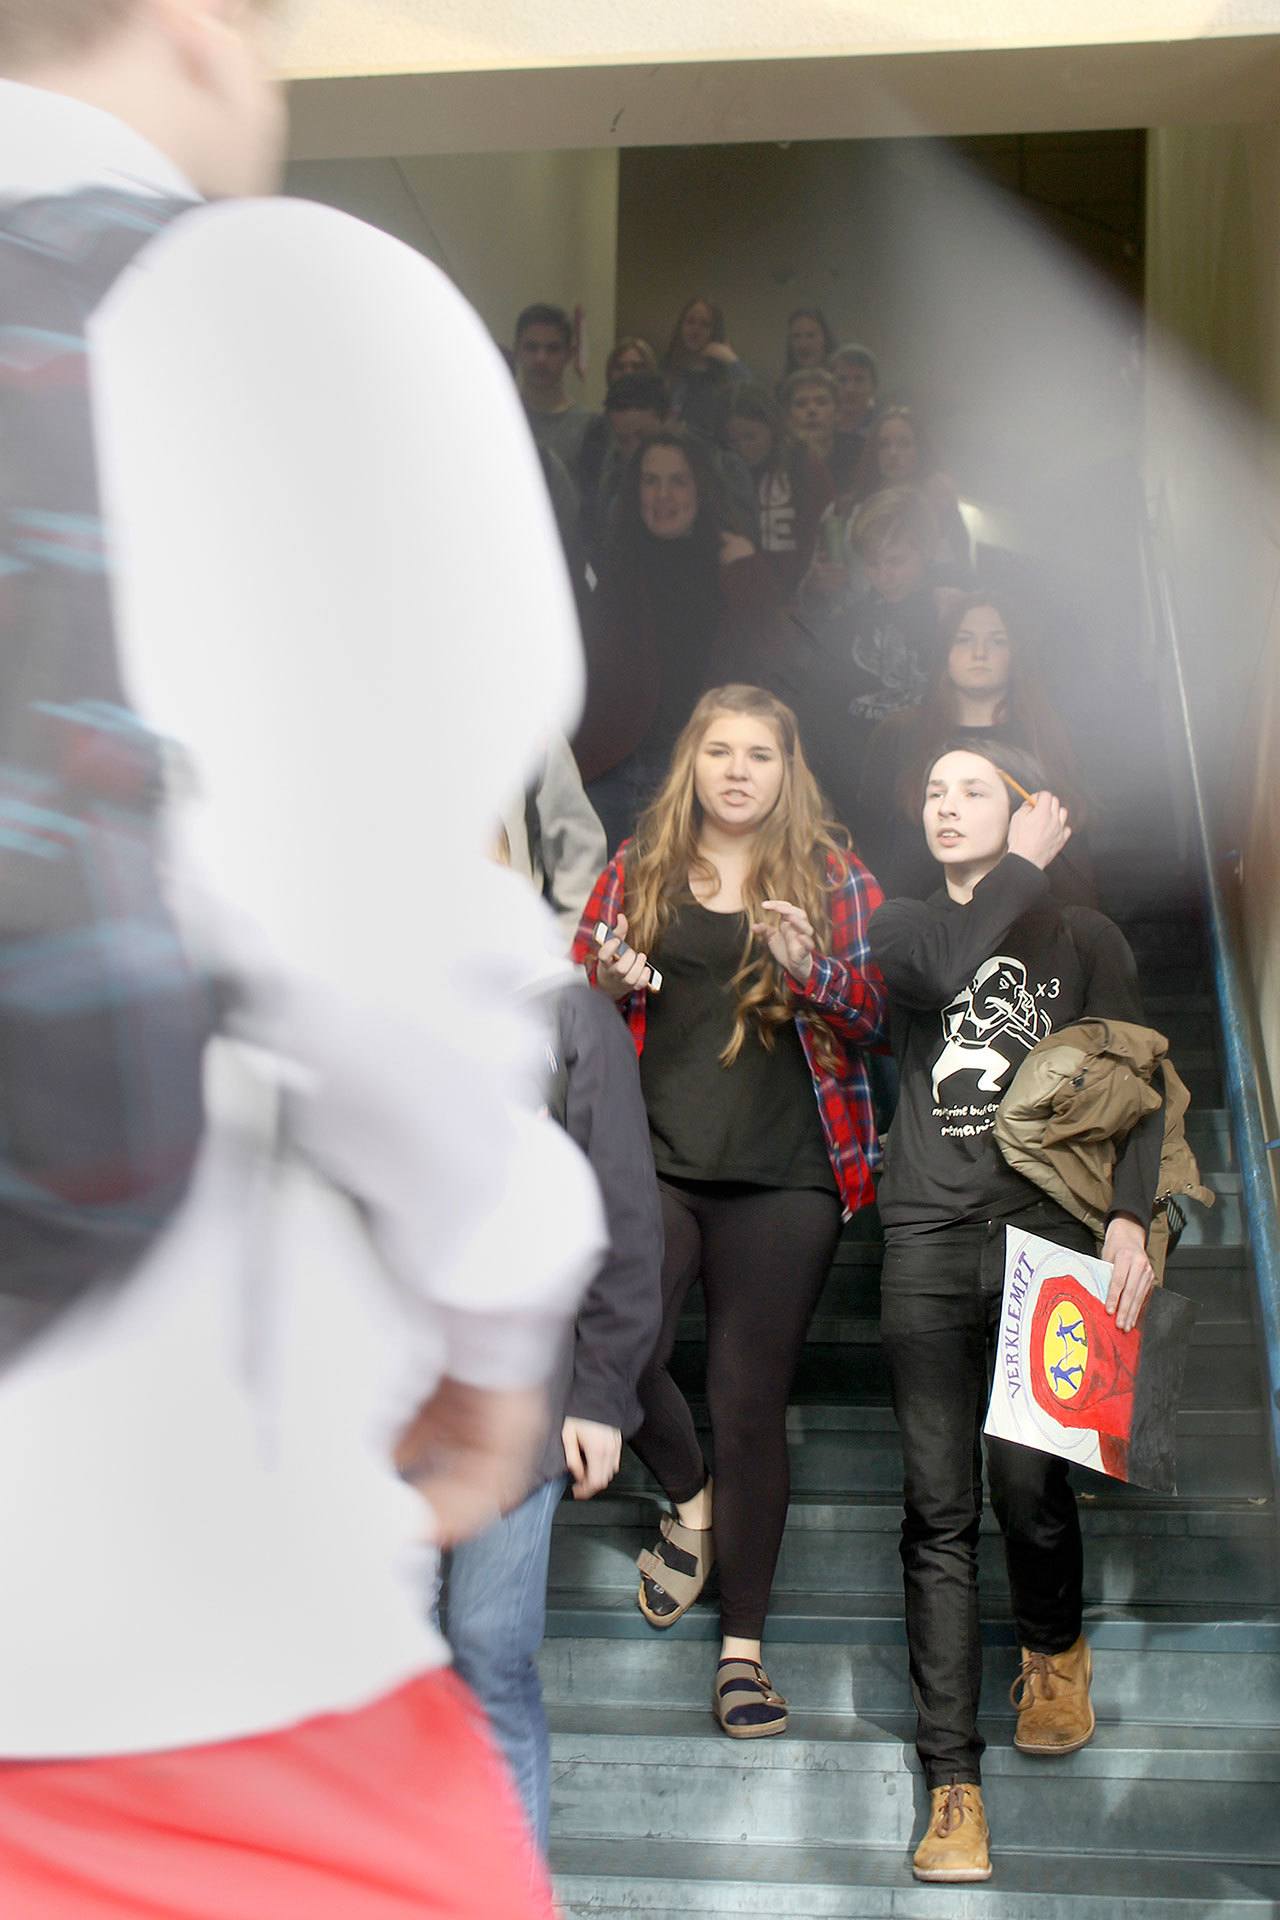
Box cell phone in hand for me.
[594,921,663,993]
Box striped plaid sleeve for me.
[793,853,889,1046]
[570,857,623,973]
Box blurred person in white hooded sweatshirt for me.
[0,3,603,1915]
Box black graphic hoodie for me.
[870,854,1163,1236]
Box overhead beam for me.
[287,36,1280,161]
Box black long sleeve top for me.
[869,855,1163,1236]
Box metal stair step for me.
[552,1836,1280,1918]
[826,1236,1250,1274]
[803,1259,1251,1324]
[544,1588,1280,1647]
[549,1515,1280,1610]
[673,1317,1254,1395]
[1185,1107,1236,1170]
[608,1406,1274,1501]
[825,1184,1240,1255]
[780,1296,1253,1339]
[548,1712,1280,1860]
[539,1628,1280,1727]
[1141,1005,1217,1050]
[1117,912,1207,957]
[558,1491,1278,1535]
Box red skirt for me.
[0,1668,555,1918]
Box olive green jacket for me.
[994,1019,1214,1280]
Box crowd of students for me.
[482,293,1168,1887]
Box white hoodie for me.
[0,82,603,1758]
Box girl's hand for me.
[753,899,816,982]
[594,912,651,1000]
[703,340,739,366]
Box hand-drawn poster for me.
[984,1228,1199,1494]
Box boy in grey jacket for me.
[439,971,663,1858]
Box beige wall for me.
[285,151,619,402]
[1146,121,1280,1139]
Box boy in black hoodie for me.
[868,740,1160,1885]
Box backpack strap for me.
[0,188,198,762]
[0,189,211,1363]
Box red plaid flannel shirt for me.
[571,844,887,1218]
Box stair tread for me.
[549,1705,1280,1763]
[557,1493,1278,1534]
[666,1400,1268,1433]
[828,1241,1252,1269]
[552,1836,1280,1908]
[546,1588,1280,1633]
[679,1310,1254,1343]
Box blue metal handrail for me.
[1142,524,1280,1495]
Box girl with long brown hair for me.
[856,593,1096,901]
[573,685,887,1738]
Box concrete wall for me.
[1146,121,1280,1138]
[285,151,619,400]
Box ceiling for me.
[286,33,1280,161]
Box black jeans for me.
[630,1178,842,1640]
[880,1202,1094,1787]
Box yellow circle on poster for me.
[1042,1302,1089,1401]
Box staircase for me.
[542,819,1280,1916]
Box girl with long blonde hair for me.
[573,685,887,1738]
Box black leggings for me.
[630,1178,842,1640]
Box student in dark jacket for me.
[828,342,880,492]
[868,738,1161,1887]
[438,964,664,1861]
[573,427,778,854]
[579,373,756,569]
[725,382,835,600]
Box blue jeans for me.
[439,1473,568,1857]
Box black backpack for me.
[0,188,214,1360]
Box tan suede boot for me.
[911,1783,992,1883]
[1011,1634,1095,1755]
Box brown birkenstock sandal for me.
[636,1486,715,1628]
[713,1658,789,1738]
